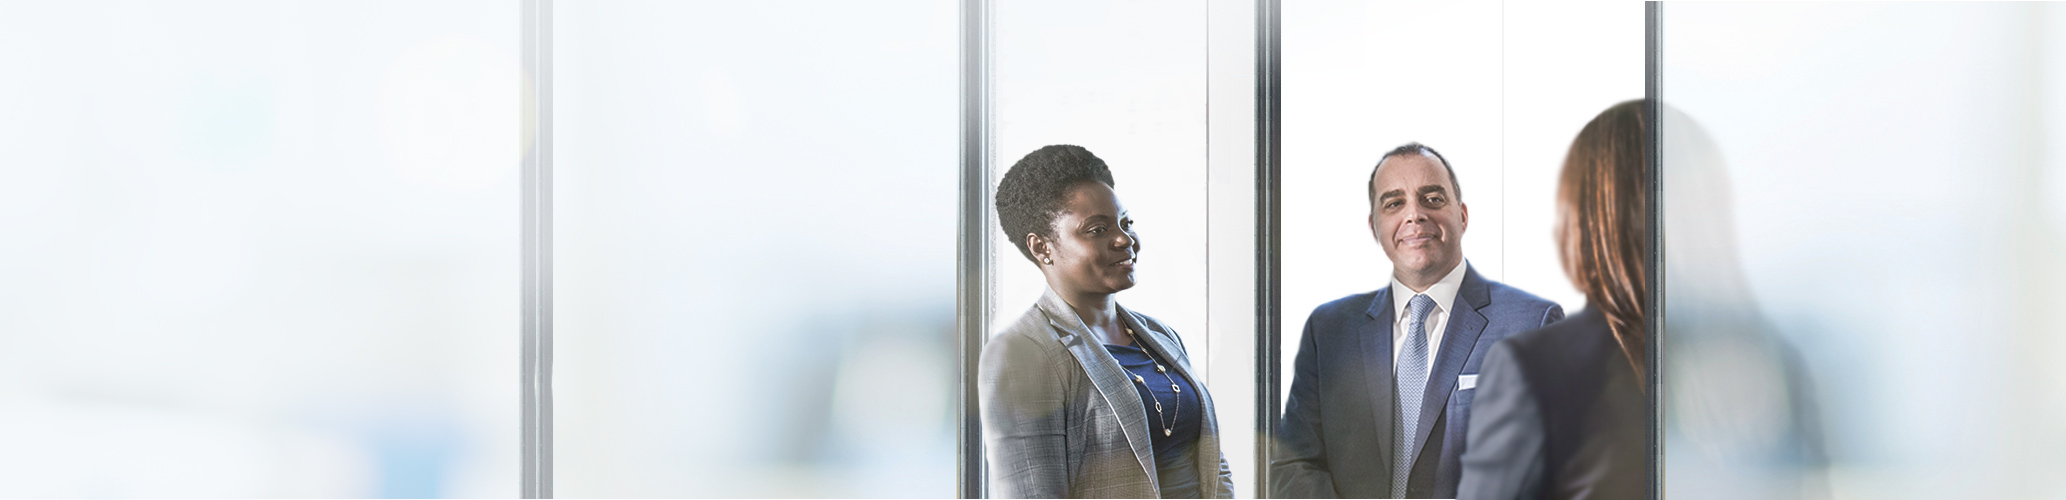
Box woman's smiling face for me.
[1035,181,1140,296]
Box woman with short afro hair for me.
[979,145,1232,498]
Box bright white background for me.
[989,0,1209,370]
[1662,3,2066,499]
[1279,0,1646,403]
[0,1,520,497]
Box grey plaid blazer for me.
[979,289,1235,498]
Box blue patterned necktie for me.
[1393,293,1437,498]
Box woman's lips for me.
[1111,256,1137,266]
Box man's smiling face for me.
[1369,152,1468,289]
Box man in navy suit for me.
[1272,143,1565,498]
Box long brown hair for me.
[1557,100,1651,388]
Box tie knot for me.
[1407,293,1436,323]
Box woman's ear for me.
[1026,233,1054,266]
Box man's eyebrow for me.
[1378,189,1407,200]
[1417,185,1449,195]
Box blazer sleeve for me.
[979,332,1072,498]
[1541,303,1566,327]
[1270,316,1340,498]
[1456,341,1546,500]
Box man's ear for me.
[1368,211,1381,243]
[1459,201,1469,232]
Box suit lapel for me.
[1408,266,1491,463]
[1037,290,1158,491]
[1121,305,1199,397]
[1360,286,1397,480]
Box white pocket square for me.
[1458,374,1478,390]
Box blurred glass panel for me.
[0,1,520,497]
[551,1,959,497]
[1662,3,2066,499]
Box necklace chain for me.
[1125,326,1181,437]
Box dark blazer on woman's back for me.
[1458,307,1647,500]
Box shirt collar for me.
[1391,259,1469,321]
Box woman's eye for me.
[1088,227,1104,235]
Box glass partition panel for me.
[1661,3,2066,499]
[1278,0,1643,404]
[0,1,521,497]
[990,2,1210,346]
[1273,0,1643,496]
[551,1,960,496]
[987,1,1261,496]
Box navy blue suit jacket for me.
[1273,265,1564,498]
[1456,307,1648,500]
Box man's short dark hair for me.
[1367,142,1462,205]
[995,145,1117,263]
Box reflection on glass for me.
[1662,3,2066,498]
[551,1,958,496]
[0,1,520,497]
[1661,108,1827,500]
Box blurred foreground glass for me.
[550,1,959,496]
[1662,3,2066,499]
[0,1,521,497]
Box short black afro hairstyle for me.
[995,144,1116,263]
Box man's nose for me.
[1402,205,1428,224]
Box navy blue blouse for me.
[1105,342,1202,499]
